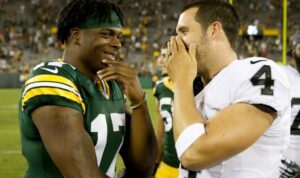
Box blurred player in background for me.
[153,47,180,178]
[153,46,203,178]
[18,0,156,178]
[279,32,300,178]
[167,1,291,178]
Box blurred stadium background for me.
[0,0,299,177]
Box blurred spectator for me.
[0,0,299,76]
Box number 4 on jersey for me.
[250,65,274,95]
[291,98,300,135]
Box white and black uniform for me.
[281,65,300,166]
[179,57,291,178]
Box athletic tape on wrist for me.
[175,123,205,159]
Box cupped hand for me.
[97,59,144,104]
[166,36,198,87]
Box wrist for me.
[174,82,193,94]
[174,80,193,89]
[175,123,205,159]
[130,92,147,109]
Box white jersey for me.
[280,65,300,166]
[179,57,291,178]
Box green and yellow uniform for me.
[19,61,125,178]
[153,76,179,178]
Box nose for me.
[111,36,121,49]
[177,35,189,50]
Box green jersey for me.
[153,76,179,168]
[19,61,125,178]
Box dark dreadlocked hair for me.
[56,0,124,44]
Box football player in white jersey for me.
[279,34,300,178]
[166,1,291,178]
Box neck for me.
[62,49,97,81]
[202,48,237,83]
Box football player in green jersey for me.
[18,0,157,178]
[153,47,180,178]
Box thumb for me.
[189,44,197,63]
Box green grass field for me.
[0,88,158,178]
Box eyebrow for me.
[100,29,122,35]
[176,26,189,34]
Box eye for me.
[181,30,188,36]
[179,28,189,36]
[100,32,111,39]
[117,34,123,40]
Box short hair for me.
[182,0,240,51]
[56,0,124,44]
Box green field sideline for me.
[0,88,158,178]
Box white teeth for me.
[108,54,115,60]
[106,53,116,60]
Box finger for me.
[99,74,128,84]
[99,72,131,84]
[167,41,172,61]
[167,41,171,53]
[102,59,128,67]
[99,60,133,74]
[175,36,186,52]
[188,44,197,63]
[170,36,178,54]
[98,66,133,81]
[98,69,125,80]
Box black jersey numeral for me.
[291,98,300,135]
[250,65,274,95]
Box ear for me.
[70,27,81,45]
[207,21,223,40]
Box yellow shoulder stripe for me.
[153,87,156,95]
[22,87,86,113]
[103,80,110,97]
[163,77,174,92]
[25,75,79,93]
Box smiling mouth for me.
[104,52,118,61]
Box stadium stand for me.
[0,0,299,86]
